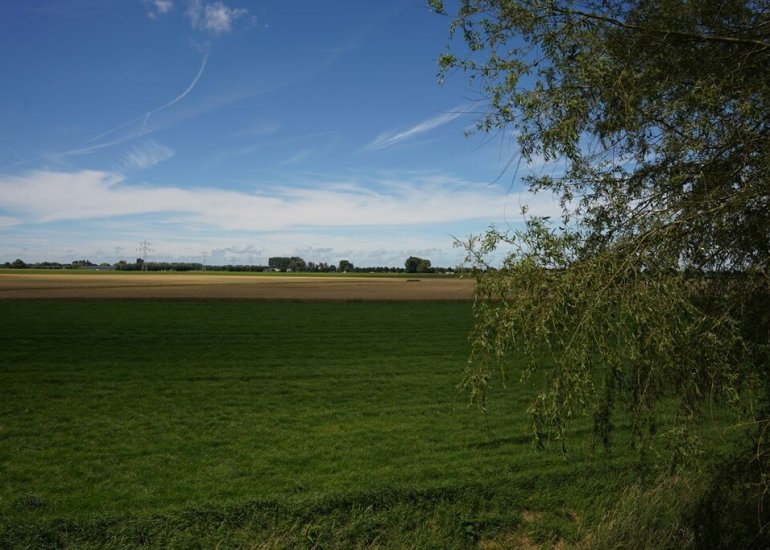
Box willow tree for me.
[432,0,770,534]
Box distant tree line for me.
[114,259,205,272]
[2,259,110,270]
[264,256,452,274]
[3,256,459,274]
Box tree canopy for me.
[405,256,433,273]
[268,256,307,272]
[433,0,769,543]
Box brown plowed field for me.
[0,272,475,300]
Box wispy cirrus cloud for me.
[365,105,471,151]
[120,140,175,171]
[280,149,315,166]
[0,215,21,229]
[1,147,28,172]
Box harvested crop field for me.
[0,272,475,300]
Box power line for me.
[136,240,155,270]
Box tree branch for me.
[555,7,770,51]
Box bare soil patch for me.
[0,273,475,301]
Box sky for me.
[0,0,561,267]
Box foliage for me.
[405,256,433,273]
[462,223,746,452]
[588,442,770,549]
[267,255,307,272]
[585,475,700,550]
[432,0,770,543]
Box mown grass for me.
[0,300,634,547]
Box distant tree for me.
[405,256,432,273]
[338,260,354,272]
[268,256,307,272]
[10,259,27,269]
[289,257,307,272]
[71,259,96,268]
[268,257,288,271]
[404,256,420,273]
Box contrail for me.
[82,49,209,146]
[1,147,28,172]
[147,48,209,117]
[364,104,472,151]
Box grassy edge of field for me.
[1,463,633,549]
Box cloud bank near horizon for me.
[0,167,565,266]
[0,169,561,233]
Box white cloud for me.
[186,0,251,35]
[280,149,314,166]
[0,170,563,232]
[120,140,175,171]
[142,0,253,34]
[365,106,470,151]
[0,215,21,228]
[0,169,569,267]
[144,0,174,18]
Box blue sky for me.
[0,0,560,267]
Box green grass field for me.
[0,300,634,547]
